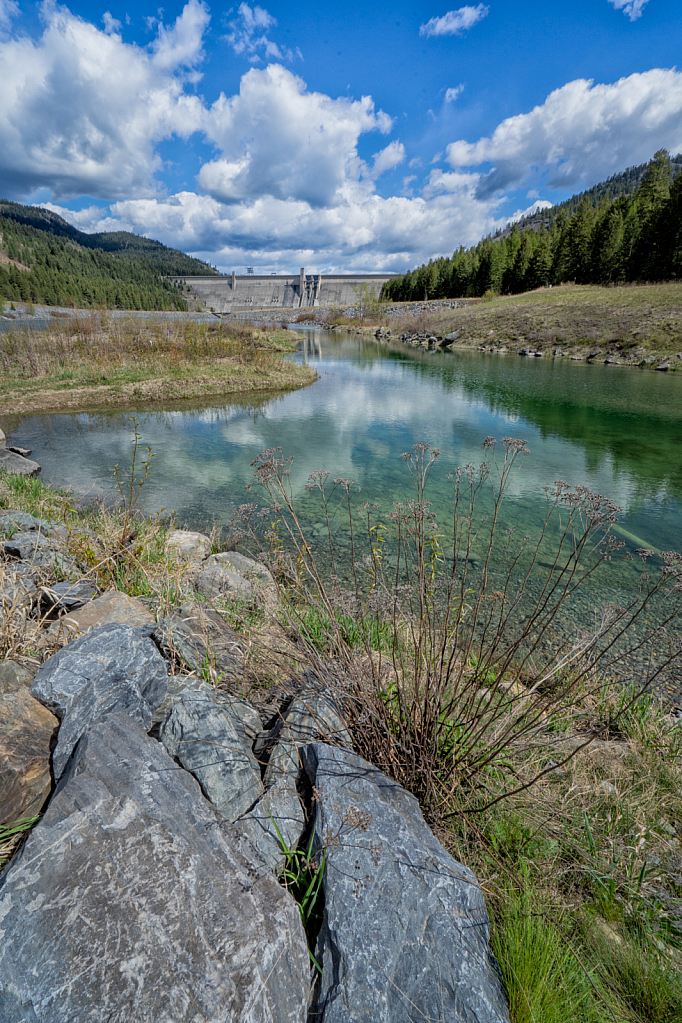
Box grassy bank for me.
[418,281,682,361]
[2,434,682,1021]
[0,313,315,413]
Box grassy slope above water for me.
[398,281,682,363]
[0,316,315,413]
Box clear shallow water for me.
[5,329,682,654]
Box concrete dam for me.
[167,269,397,314]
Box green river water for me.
[5,328,682,679]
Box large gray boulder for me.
[30,623,168,778]
[302,743,510,1023]
[0,713,310,1023]
[195,552,275,601]
[160,691,263,821]
[0,449,40,477]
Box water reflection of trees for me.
[386,347,682,500]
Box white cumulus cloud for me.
[6,2,681,275]
[43,171,505,274]
[608,0,650,20]
[369,140,406,179]
[0,0,18,33]
[102,11,121,35]
[420,5,489,38]
[0,0,209,200]
[198,64,393,207]
[447,69,682,198]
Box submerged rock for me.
[30,622,168,778]
[303,743,510,1023]
[0,713,310,1023]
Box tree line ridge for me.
[382,150,682,302]
[0,201,218,310]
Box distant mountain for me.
[0,201,218,310]
[498,154,682,238]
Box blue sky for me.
[0,0,680,271]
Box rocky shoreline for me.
[0,510,509,1022]
[292,318,681,369]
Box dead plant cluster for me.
[235,438,682,826]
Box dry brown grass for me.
[401,281,682,359]
[0,313,314,413]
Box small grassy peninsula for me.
[0,313,315,413]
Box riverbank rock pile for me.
[399,330,461,348]
[0,516,510,1022]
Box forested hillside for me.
[383,150,682,302]
[0,201,218,310]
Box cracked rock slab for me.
[195,553,276,602]
[0,713,309,1023]
[0,565,38,612]
[49,589,155,638]
[302,743,510,1023]
[2,530,52,560]
[160,691,263,821]
[0,511,45,534]
[237,774,306,871]
[259,689,352,771]
[30,622,168,778]
[41,580,98,612]
[166,528,212,560]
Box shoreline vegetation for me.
[292,279,682,368]
[0,313,316,414]
[1,437,682,1021]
